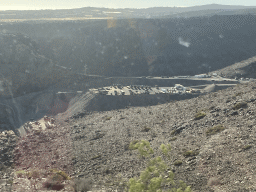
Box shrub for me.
[232,101,247,110]
[183,150,199,157]
[129,140,154,157]
[42,169,70,191]
[160,144,171,156]
[174,160,183,166]
[129,140,140,150]
[194,111,206,120]
[128,142,192,192]
[206,125,225,136]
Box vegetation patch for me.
[194,111,206,120]
[127,142,191,192]
[129,140,140,150]
[242,145,252,150]
[169,137,177,141]
[174,160,183,166]
[105,116,112,120]
[42,169,70,191]
[232,101,247,110]
[183,150,199,157]
[171,127,184,135]
[15,168,70,191]
[206,125,226,136]
[129,140,154,157]
[15,170,27,178]
[160,144,171,156]
[49,169,70,180]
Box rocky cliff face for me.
[0,32,80,133]
[0,32,56,98]
[2,14,256,78]
[0,31,89,98]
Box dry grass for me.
[206,125,225,136]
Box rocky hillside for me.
[66,81,256,191]
[210,56,256,79]
[0,81,255,191]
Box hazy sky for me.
[1,0,256,10]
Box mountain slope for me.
[68,81,256,191]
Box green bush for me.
[127,142,192,192]
[160,144,171,156]
[129,140,140,150]
[129,140,154,157]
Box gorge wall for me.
[1,14,256,78]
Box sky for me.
[1,0,256,10]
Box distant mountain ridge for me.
[1,4,256,20]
